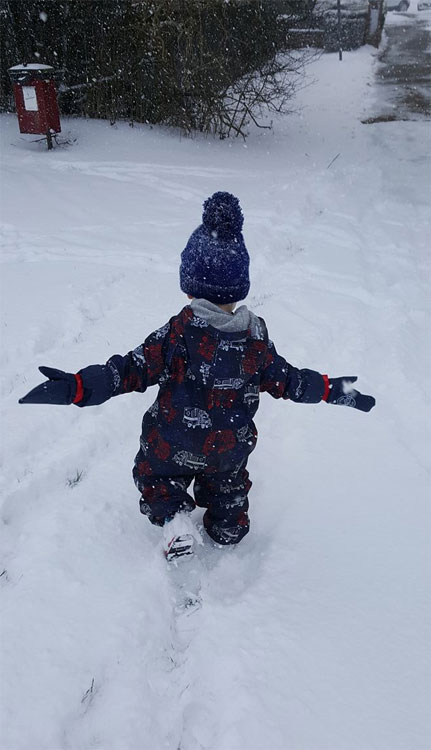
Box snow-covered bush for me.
[0,0,318,137]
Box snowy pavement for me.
[1,36,431,750]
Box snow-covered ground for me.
[1,40,430,750]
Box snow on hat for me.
[180,192,250,304]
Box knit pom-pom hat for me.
[180,192,250,304]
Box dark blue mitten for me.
[326,376,375,413]
[19,366,77,405]
[19,364,115,407]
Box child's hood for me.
[190,298,251,332]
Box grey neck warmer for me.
[190,298,251,333]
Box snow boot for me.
[163,512,203,562]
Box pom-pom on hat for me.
[180,192,250,304]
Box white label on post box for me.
[22,86,38,111]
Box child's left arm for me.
[260,341,375,412]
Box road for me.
[373,11,431,120]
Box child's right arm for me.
[19,327,168,407]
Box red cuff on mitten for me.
[73,373,84,404]
[322,374,330,402]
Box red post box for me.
[8,63,61,149]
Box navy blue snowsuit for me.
[89,305,326,545]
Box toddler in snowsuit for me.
[19,192,375,556]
